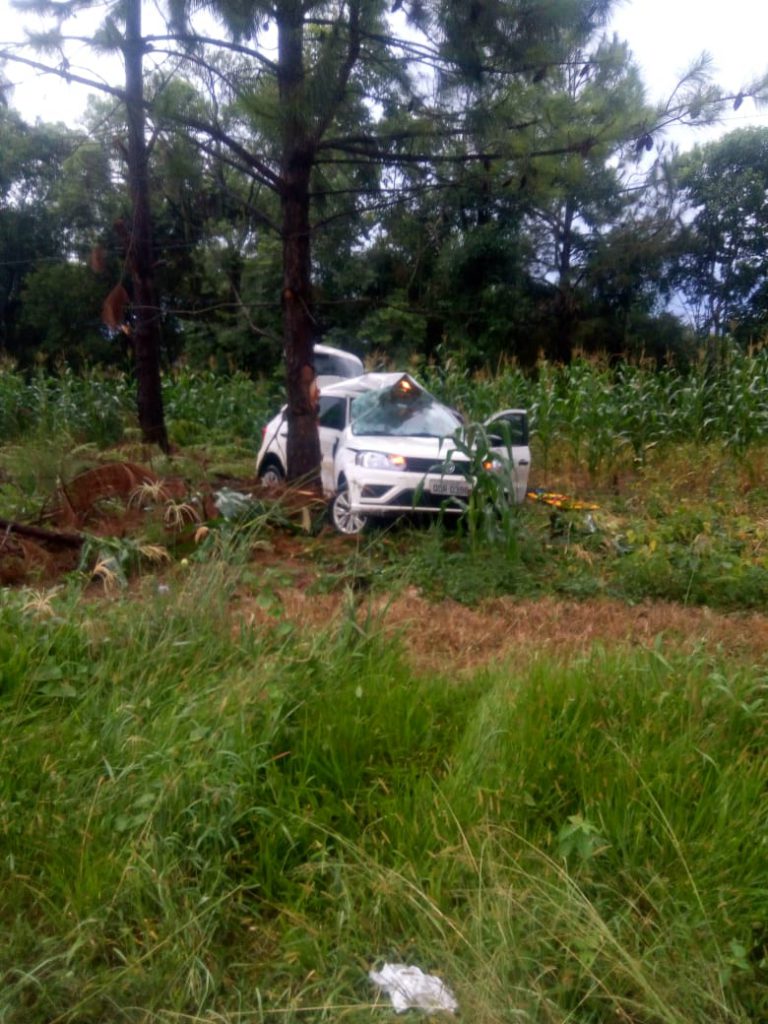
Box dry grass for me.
[233,585,768,675]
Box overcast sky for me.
[3,0,768,147]
[611,0,768,146]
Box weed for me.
[19,586,63,619]
[78,534,171,590]
[128,479,170,507]
[163,499,201,530]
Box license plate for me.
[427,477,471,496]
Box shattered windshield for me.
[350,382,461,438]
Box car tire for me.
[259,461,285,488]
[330,485,367,535]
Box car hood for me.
[342,433,466,460]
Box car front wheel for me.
[331,486,367,535]
[259,461,285,488]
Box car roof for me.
[314,342,363,362]
[318,372,416,399]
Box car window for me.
[488,413,528,446]
[350,387,461,438]
[318,396,347,430]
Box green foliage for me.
[442,419,526,551]
[673,127,768,341]
[163,367,281,445]
[0,366,131,445]
[354,293,425,361]
[610,504,768,609]
[0,110,85,360]
[19,263,116,366]
[422,350,768,477]
[400,523,541,603]
[0,365,280,447]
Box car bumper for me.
[347,467,472,517]
[346,466,530,515]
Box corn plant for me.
[77,534,171,589]
[8,351,768,482]
[444,421,524,553]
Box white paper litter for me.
[369,963,458,1015]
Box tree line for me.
[1,0,767,474]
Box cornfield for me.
[0,365,279,447]
[424,350,768,474]
[3,354,768,474]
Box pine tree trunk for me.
[551,197,576,365]
[282,162,320,483]
[124,0,169,452]
[279,4,320,483]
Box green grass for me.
[3,362,768,1020]
[2,567,767,1023]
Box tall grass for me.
[2,567,767,1023]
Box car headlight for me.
[482,457,504,472]
[356,451,407,470]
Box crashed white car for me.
[257,373,404,488]
[256,373,530,534]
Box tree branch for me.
[0,46,127,102]
[170,111,283,191]
[310,0,361,146]
[0,517,84,548]
[145,33,279,74]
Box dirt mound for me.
[51,462,188,528]
[1,460,320,586]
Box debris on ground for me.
[369,963,458,1015]
[213,488,257,520]
[1,458,329,585]
[526,488,600,510]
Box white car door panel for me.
[484,409,530,503]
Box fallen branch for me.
[0,518,85,549]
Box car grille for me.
[404,456,470,474]
[397,489,466,510]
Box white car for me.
[257,372,408,488]
[256,373,531,534]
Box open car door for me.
[483,409,531,504]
